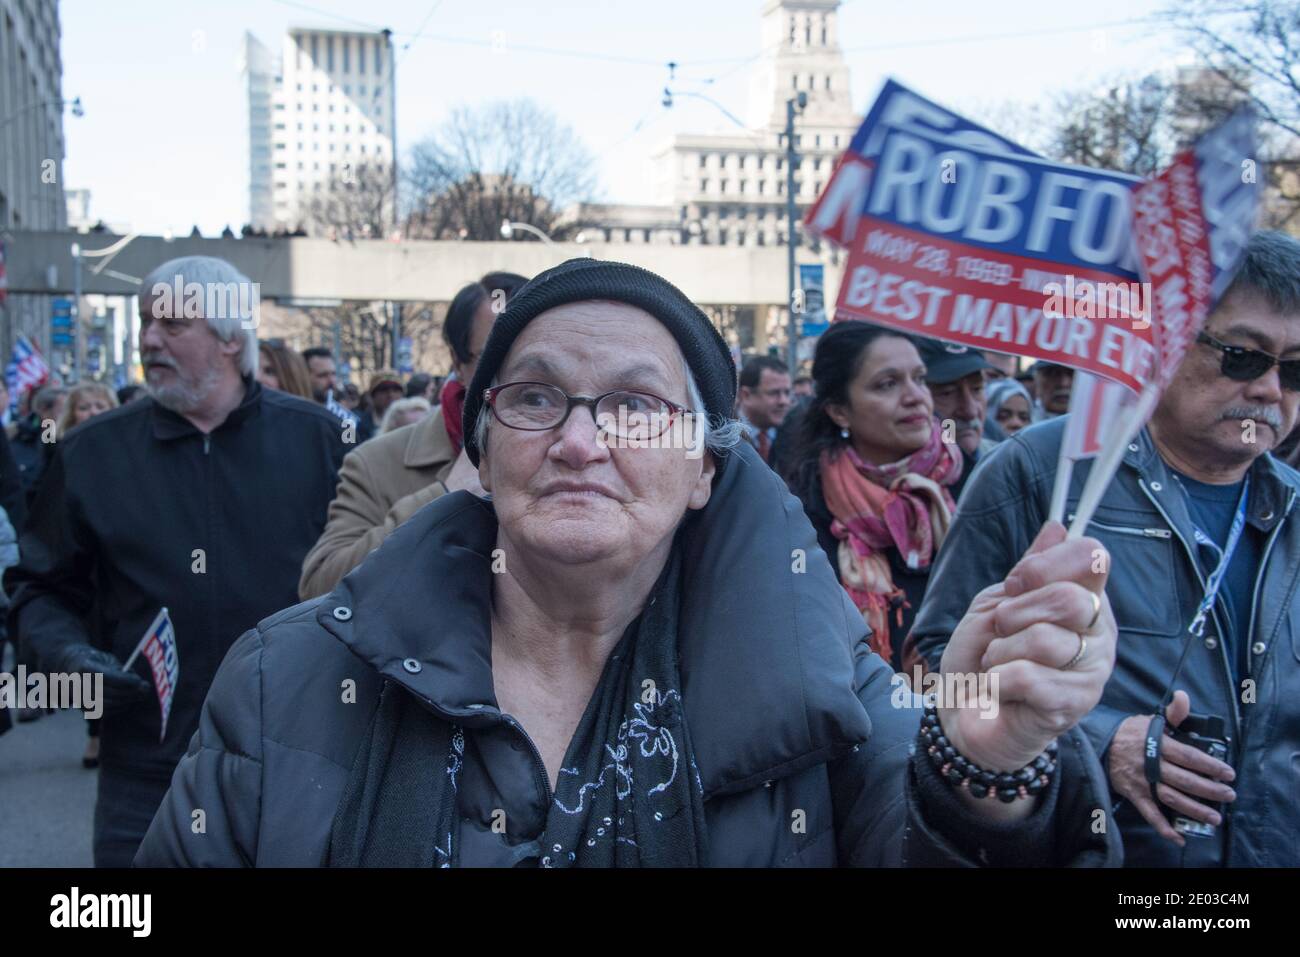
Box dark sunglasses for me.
[1196,332,1300,391]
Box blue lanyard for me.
[1185,475,1250,638]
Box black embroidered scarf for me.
[327,546,708,867]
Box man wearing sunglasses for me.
[910,230,1300,867]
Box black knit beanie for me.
[462,258,737,469]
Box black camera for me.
[1166,713,1230,838]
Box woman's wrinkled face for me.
[479,302,715,571]
[826,335,933,464]
[995,394,1032,435]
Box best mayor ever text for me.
[839,128,1156,386]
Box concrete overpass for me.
[3,230,841,305]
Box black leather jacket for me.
[912,417,1300,866]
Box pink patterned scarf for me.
[819,421,962,657]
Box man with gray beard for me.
[910,231,1300,867]
[6,256,346,866]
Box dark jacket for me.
[137,442,1117,867]
[0,426,25,532]
[6,381,347,778]
[911,416,1300,867]
[8,414,47,509]
[798,467,930,670]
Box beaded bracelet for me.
[920,705,1058,803]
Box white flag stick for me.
[1067,387,1160,537]
[1048,455,1074,526]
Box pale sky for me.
[60,0,1189,235]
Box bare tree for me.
[303,163,396,240]
[403,99,600,240]
[1164,0,1300,227]
[1052,76,1179,177]
[1165,0,1300,137]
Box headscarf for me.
[983,378,1033,442]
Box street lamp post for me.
[501,219,593,257]
[71,242,82,383]
[785,92,807,373]
[500,219,557,246]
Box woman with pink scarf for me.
[785,321,963,669]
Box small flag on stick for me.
[122,607,179,743]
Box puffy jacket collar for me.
[1124,426,1298,534]
[150,377,262,441]
[317,440,873,798]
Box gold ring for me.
[1060,634,1087,671]
[1086,591,1102,632]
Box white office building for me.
[241,27,396,233]
[569,0,859,249]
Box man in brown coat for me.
[299,272,527,598]
[298,411,461,598]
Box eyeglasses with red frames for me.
[483,382,692,440]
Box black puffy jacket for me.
[137,442,1118,867]
[912,417,1300,867]
[6,381,347,777]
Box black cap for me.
[913,337,993,385]
[1028,359,1071,374]
[462,258,737,470]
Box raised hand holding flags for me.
[809,79,1260,535]
[1066,108,1260,538]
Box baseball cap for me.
[913,337,993,385]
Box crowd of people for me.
[0,230,1297,868]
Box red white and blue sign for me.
[129,607,180,743]
[810,79,1161,395]
[6,334,51,410]
[1133,107,1258,391]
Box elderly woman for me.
[137,260,1118,867]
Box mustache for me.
[142,352,178,370]
[1222,406,1283,430]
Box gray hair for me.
[1221,231,1300,316]
[139,256,259,377]
[380,396,432,434]
[472,358,742,461]
[31,385,68,415]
